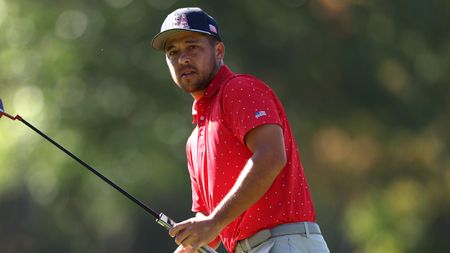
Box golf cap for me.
[151,7,221,51]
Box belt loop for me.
[304,222,310,238]
[244,239,252,252]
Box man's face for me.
[164,32,223,96]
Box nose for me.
[178,51,191,65]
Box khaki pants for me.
[246,234,330,253]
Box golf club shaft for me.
[16,117,217,253]
[18,117,160,218]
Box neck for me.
[191,62,224,101]
[191,90,206,100]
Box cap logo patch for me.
[173,13,190,29]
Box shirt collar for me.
[203,64,234,98]
[191,65,234,123]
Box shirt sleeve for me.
[221,76,282,144]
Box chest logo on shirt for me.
[255,111,267,119]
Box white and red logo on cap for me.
[173,13,190,29]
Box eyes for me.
[166,45,199,57]
[167,50,177,57]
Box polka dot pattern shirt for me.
[186,65,315,252]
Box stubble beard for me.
[179,57,220,94]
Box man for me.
[151,7,329,253]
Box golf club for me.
[0,99,217,253]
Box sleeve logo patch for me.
[255,111,267,119]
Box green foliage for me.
[0,0,448,252]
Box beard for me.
[173,55,220,94]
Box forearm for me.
[210,150,286,229]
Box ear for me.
[215,42,225,61]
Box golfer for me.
[151,7,330,253]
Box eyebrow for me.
[165,38,201,52]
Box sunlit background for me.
[0,0,449,252]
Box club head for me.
[0,99,11,120]
[0,99,19,121]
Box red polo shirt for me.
[186,65,315,252]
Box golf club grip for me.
[158,213,218,253]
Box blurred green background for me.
[0,0,449,252]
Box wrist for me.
[209,209,231,232]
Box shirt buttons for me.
[200,116,205,121]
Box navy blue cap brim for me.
[151,29,219,51]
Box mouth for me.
[180,67,197,79]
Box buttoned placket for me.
[196,99,207,167]
[196,100,206,135]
